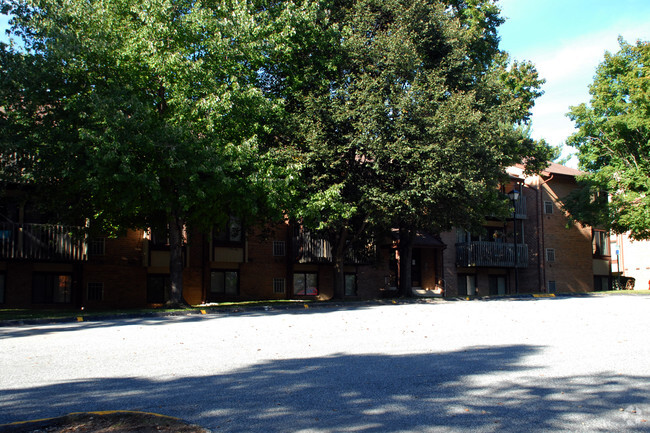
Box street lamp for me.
[508,189,520,294]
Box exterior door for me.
[489,275,507,295]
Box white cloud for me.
[525,23,649,162]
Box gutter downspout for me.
[538,174,554,292]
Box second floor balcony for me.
[293,231,375,265]
[0,222,87,261]
[456,241,528,268]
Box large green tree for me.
[566,38,650,239]
[272,0,551,296]
[0,0,294,305]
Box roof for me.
[508,161,583,179]
[541,162,583,177]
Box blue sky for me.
[497,0,650,165]
[3,2,650,166]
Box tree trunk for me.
[398,226,415,297]
[167,213,187,307]
[332,226,349,299]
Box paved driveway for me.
[2,295,650,432]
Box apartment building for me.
[441,163,611,296]
[0,163,609,309]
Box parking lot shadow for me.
[2,344,649,432]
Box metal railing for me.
[0,222,87,261]
[456,241,528,268]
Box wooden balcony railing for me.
[456,241,528,268]
[293,232,374,265]
[512,196,527,219]
[0,222,87,261]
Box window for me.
[345,273,357,296]
[273,278,286,294]
[594,276,610,291]
[544,201,553,214]
[210,271,239,295]
[33,273,72,304]
[548,280,556,293]
[88,237,106,256]
[150,227,169,246]
[87,282,104,301]
[214,217,242,244]
[273,241,286,256]
[147,274,170,303]
[0,273,5,304]
[293,272,318,296]
[457,274,476,296]
[546,248,555,262]
[592,230,610,256]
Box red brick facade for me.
[0,164,608,309]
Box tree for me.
[0,0,294,305]
[566,38,650,240]
[273,0,551,296]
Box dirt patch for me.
[1,411,209,433]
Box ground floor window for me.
[32,273,72,304]
[273,277,286,294]
[87,282,104,301]
[294,272,318,296]
[345,273,357,296]
[457,274,476,296]
[147,274,170,304]
[210,270,239,295]
[0,273,5,303]
[594,275,610,291]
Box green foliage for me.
[278,0,550,237]
[0,0,300,303]
[566,38,650,239]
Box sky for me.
[2,2,650,166]
[496,0,650,166]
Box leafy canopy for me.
[566,38,650,239]
[0,0,293,234]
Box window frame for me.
[213,217,244,246]
[210,270,239,295]
[147,274,170,304]
[293,272,318,296]
[88,237,106,256]
[546,248,556,263]
[87,282,104,302]
[272,241,286,257]
[344,273,357,297]
[272,277,286,294]
[544,201,553,215]
[592,230,610,257]
[32,272,73,304]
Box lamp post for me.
[508,189,520,294]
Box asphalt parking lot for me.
[2,294,650,432]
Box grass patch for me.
[0,299,313,322]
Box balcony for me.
[0,222,87,261]
[511,196,527,219]
[293,232,374,265]
[456,241,528,268]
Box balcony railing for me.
[0,222,87,261]
[293,232,374,265]
[511,196,527,219]
[456,241,528,268]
